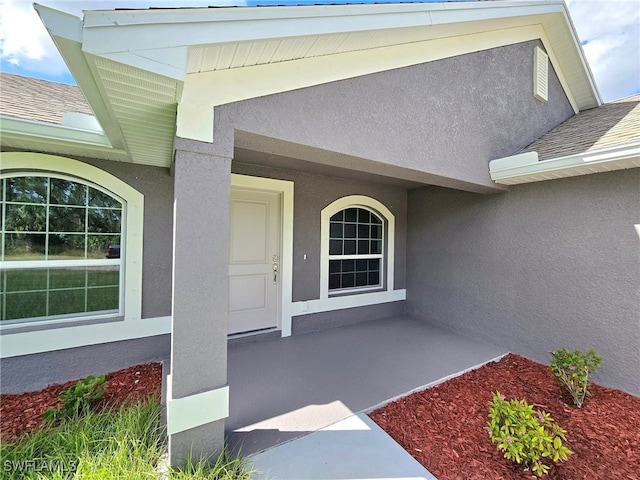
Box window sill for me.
[328,286,385,298]
[0,314,124,335]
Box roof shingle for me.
[0,72,93,125]
[523,94,640,160]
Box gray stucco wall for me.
[0,334,170,394]
[214,40,574,194]
[232,162,407,301]
[406,169,640,396]
[76,158,174,319]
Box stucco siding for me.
[215,40,574,194]
[74,158,174,319]
[232,162,407,302]
[0,334,170,394]
[406,169,640,396]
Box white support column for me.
[169,141,232,466]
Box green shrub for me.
[486,392,573,477]
[43,375,107,424]
[549,348,602,408]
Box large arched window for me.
[320,195,395,299]
[0,153,143,326]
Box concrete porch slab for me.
[249,412,438,480]
[227,315,507,456]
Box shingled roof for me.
[523,94,640,161]
[0,72,93,125]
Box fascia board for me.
[80,0,563,54]
[557,7,603,105]
[0,116,129,156]
[81,0,564,28]
[34,4,130,153]
[489,143,640,184]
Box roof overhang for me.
[34,0,602,168]
[0,115,130,162]
[489,143,640,185]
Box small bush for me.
[43,375,107,424]
[486,392,573,477]
[549,348,602,407]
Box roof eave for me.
[34,0,602,165]
[489,143,640,185]
[34,4,130,154]
[0,116,115,149]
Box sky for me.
[1,0,639,102]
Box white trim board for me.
[489,143,640,184]
[291,289,407,317]
[231,174,294,337]
[0,316,171,358]
[0,116,117,151]
[166,382,229,435]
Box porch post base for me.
[168,419,225,467]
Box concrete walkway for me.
[250,413,438,480]
[227,315,506,458]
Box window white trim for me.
[321,195,395,300]
[291,289,406,318]
[0,152,144,332]
[0,316,170,358]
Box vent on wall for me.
[533,46,549,102]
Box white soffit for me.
[34,4,179,168]
[489,143,640,185]
[88,56,179,168]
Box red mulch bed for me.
[0,363,162,443]
[370,353,640,480]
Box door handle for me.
[272,263,278,284]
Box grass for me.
[0,397,254,480]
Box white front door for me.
[228,188,281,335]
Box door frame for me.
[230,174,294,336]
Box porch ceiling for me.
[234,148,423,189]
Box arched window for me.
[329,207,383,291]
[0,153,143,326]
[321,195,395,298]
